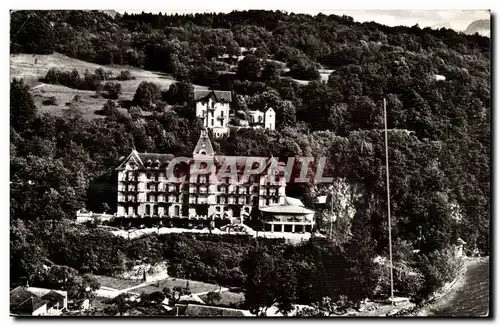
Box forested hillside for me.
[10,10,490,309]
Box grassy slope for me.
[92,274,143,290]
[10,53,209,119]
[133,278,220,295]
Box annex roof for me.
[259,205,315,214]
[284,197,304,207]
[10,286,48,314]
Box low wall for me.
[76,211,114,224]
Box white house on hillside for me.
[247,107,276,130]
[195,90,232,138]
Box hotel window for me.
[217,196,221,204]
[273,198,279,204]
[212,102,215,109]
[147,173,152,180]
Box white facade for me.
[247,107,276,131]
[32,304,47,316]
[195,91,231,138]
[264,107,276,130]
[248,110,264,125]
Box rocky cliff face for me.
[118,262,169,282]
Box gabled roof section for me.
[193,130,215,156]
[194,90,232,102]
[41,290,65,308]
[10,286,35,307]
[115,150,142,171]
[116,150,175,170]
[18,297,48,314]
[10,287,48,315]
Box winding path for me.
[422,258,490,317]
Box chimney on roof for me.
[21,277,29,288]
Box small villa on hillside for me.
[195,90,232,138]
[247,107,276,130]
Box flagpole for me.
[330,188,334,240]
[384,97,395,305]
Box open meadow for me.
[10,53,208,119]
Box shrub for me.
[103,82,122,99]
[373,258,425,298]
[288,61,320,80]
[95,100,119,116]
[417,246,465,297]
[116,70,136,81]
[94,68,113,81]
[43,68,103,91]
[133,82,162,109]
[205,290,222,305]
[164,82,194,105]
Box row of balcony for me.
[119,190,282,198]
[120,174,285,185]
[262,215,312,223]
[119,200,183,205]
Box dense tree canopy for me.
[10,10,490,310]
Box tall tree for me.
[10,79,37,132]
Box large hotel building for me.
[115,90,315,233]
[116,130,285,217]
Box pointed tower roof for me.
[193,129,215,156]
